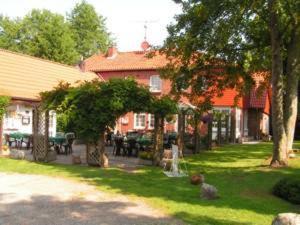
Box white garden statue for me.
[163,144,188,177]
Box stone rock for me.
[9,149,25,160]
[72,155,82,164]
[191,174,205,185]
[45,150,57,162]
[272,213,300,225]
[201,183,218,200]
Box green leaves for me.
[150,95,178,117]
[41,78,153,142]
[0,1,111,64]
[68,1,112,58]
[0,96,10,119]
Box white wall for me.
[2,103,56,136]
[262,113,270,135]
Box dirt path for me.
[0,173,183,225]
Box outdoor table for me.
[9,132,29,148]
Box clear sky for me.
[1,0,182,51]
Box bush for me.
[139,151,153,161]
[273,177,300,204]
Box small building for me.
[0,49,97,146]
[84,43,271,140]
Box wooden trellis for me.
[32,107,49,162]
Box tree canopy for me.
[41,78,152,143]
[68,1,112,58]
[162,0,300,166]
[0,1,111,64]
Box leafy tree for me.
[68,1,112,58]
[0,96,10,120]
[0,16,22,52]
[41,78,152,167]
[150,96,177,165]
[162,0,300,166]
[19,9,79,64]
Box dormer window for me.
[149,75,162,92]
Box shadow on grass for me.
[1,143,300,225]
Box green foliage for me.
[68,0,112,58]
[20,9,79,64]
[41,78,152,143]
[150,95,178,117]
[0,16,22,52]
[0,96,10,119]
[273,177,300,204]
[0,10,79,64]
[162,0,299,109]
[40,81,72,111]
[0,1,111,64]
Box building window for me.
[134,113,146,129]
[149,75,162,92]
[148,114,155,129]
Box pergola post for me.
[225,114,230,143]
[177,110,185,157]
[217,116,222,145]
[230,108,236,143]
[207,118,213,150]
[193,115,201,153]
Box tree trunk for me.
[193,115,201,153]
[153,115,164,166]
[98,132,109,168]
[284,26,300,151]
[269,0,288,166]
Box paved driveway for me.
[0,173,183,225]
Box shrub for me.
[139,151,153,161]
[273,177,300,204]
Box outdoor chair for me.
[20,135,32,150]
[114,137,124,156]
[5,134,17,148]
[62,132,75,155]
[126,139,138,157]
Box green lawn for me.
[0,143,299,225]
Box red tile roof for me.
[84,51,168,72]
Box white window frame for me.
[134,113,146,129]
[149,75,162,92]
[148,114,155,129]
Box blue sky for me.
[1,0,182,51]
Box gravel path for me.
[0,173,183,225]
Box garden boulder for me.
[191,174,205,185]
[272,213,300,225]
[201,183,218,200]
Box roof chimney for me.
[106,46,118,58]
[141,41,150,51]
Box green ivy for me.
[0,96,10,120]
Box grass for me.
[0,143,300,225]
